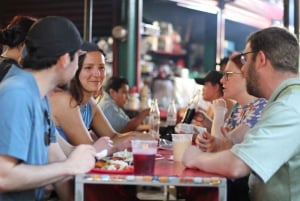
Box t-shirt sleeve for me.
[102,104,129,132]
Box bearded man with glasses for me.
[183,27,300,201]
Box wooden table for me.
[75,149,227,201]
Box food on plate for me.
[95,149,133,171]
[112,149,133,162]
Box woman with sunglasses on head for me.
[187,52,267,201]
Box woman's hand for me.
[195,132,216,152]
[93,136,114,155]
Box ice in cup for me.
[131,140,158,175]
[172,134,193,162]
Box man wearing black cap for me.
[0,16,96,201]
[194,70,235,125]
[194,70,223,86]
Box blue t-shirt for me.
[0,65,56,201]
[56,101,93,142]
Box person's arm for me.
[120,108,150,132]
[90,99,153,151]
[203,124,250,152]
[49,92,95,145]
[223,124,250,147]
[182,146,251,178]
[49,92,113,153]
[207,99,228,151]
[48,142,73,201]
[56,131,74,156]
[0,144,95,192]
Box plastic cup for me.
[131,140,158,175]
[172,134,193,162]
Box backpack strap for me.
[0,57,19,82]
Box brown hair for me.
[0,15,37,47]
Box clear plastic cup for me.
[172,134,193,162]
[131,140,158,175]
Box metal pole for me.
[116,0,139,86]
[294,0,299,39]
[216,0,225,69]
[135,0,142,88]
[83,0,93,42]
[283,0,290,28]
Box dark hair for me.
[104,76,129,93]
[247,27,299,74]
[0,15,36,47]
[69,47,105,105]
[21,49,76,70]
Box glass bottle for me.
[166,99,177,135]
[149,99,160,140]
[181,90,200,124]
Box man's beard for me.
[246,66,262,98]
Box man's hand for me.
[65,144,96,175]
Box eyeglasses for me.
[239,51,258,65]
[44,110,52,146]
[222,71,242,81]
[231,51,259,69]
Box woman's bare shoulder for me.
[48,88,76,109]
[89,97,102,114]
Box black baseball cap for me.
[81,41,100,52]
[25,16,83,57]
[216,57,229,66]
[194,70,223,85]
